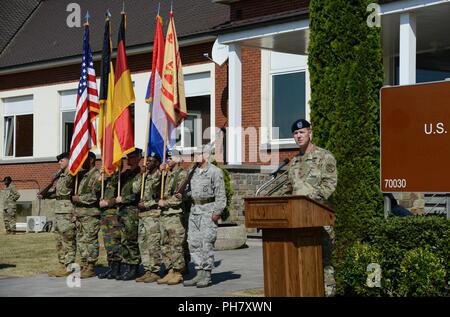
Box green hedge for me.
[336,216,450,296]
[309,0,385,264]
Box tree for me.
[308,0,384,263]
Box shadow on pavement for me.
[0,264,16,270]
[212,271,241,285]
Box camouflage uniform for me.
[119,168,141,265]
[100,172,121,262]
[135,168,161,273]
[281,144,337,296]
[160,166,187,272]
[2,185,20,234]
[282,145,337,205]
[188,163,226,271]
[45,171,76,266]
[73,167,101,265]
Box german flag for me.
[111,12,135,167]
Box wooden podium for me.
[244,195,335,297]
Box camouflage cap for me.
[291,119,311,133]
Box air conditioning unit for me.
[26,216,47,233]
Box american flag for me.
[68,23,99,176]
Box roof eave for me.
[0,34,216,76]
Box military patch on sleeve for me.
[326,163,336,173]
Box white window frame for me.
[3,96,34,159]
[59,89,77,153]
[269,69,307,144]
[175,63,216,154]
[176,110,203,151]
[260,50,310,149]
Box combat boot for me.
[120,264,138,281]
[196,270,212,288]
[167,269,183,285]
[183,269,204,287]
[48,263,70,277]
[98,261,112,279]
[116,263,129,280]
[136,271,160,283]
[80,263,96,279]
[108,261,121,279]
[135,271,152,283]
[157,269,174,284]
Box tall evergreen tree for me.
[308,0,384,263]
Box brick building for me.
[1,0,450,228]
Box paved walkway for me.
[0,240,263,297]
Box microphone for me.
[271,158,290,177]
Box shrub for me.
[397,247,447,297]
[336,242,383,296]
[337,216,450,296]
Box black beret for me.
[56,152,69,161]
[291,119,311,133]
[2,176,12,183]
[88,152,96,159]
[127,148,143,158]
[166,149,181,159]
[149,152,161,162]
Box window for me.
[60,90,77,152]
[261,51,309,146]
[175,95,211,150]
[16,202,32,222]
[272,72,306,140]
[3,96,33,157]
[62,112,75,153]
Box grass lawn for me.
[0,232,107,277]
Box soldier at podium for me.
[280,119,337,205]
[280,118,338,296]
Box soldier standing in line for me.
[2,176,20,235]
[97,170,122,279]
[115,148,142,280]
[280,118,338,296]
[38,152,76,277]
[71,152,101,279]
[183,145,226,288]
[134,153,162,283]
[156,150,187,285]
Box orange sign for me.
[381,80,450,192]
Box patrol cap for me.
[2,176,12,183]
[200,143,214,155]
[88,152,96,160]
[127,148,143,158]
[56,152,69,161]
[291,119,311,133]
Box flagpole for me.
[117,164,122,198]
[75,173,79,195]
[101,111,106,199]
[160,118,168,198]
